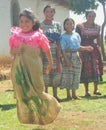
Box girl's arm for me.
[56,40,62,58]
[61,50,71,67]
[65,46,93,53]
[78,46,94,52]
[96,34,104,67]
[96,34,103,56]
[45,50,53,74]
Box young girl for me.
[60,18,93,100]
[9,8,61,125]
[76,11,103,97]
[41,5,62,101]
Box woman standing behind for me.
[60,18,93,100]
[76,10,103,97]
[9,8,61,125]
[41,5,62,101]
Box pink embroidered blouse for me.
[9,27,50,52]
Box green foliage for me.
[98,0,106,4]
[69,0,98,14]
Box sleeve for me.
[57,22,62,34]
[60,35,67,50]
[71,33,81,51]
[39,33,50,52]
[56,22,62,43]
[77,33,81,45]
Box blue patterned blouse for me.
[60,32,81,51]
[41,21,61,42]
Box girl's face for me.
[64,20,74,33]
[19,16,35,33]
[86,11,96,24]
[44,7,55,21]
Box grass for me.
[0,74,106,130]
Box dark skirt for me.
[80,44,103,83]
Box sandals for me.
[94,91,101,95]
[72,96,81,100]
[85,93,91,97]
[66,96,72,101]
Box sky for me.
[69,3,104,26]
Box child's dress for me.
[41,21,62,87]
[76,23,103,83]
[60,32,82,90]
[9,27,61,125]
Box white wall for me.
[0,0,69,57]
[18,0,69,31]
[0,0,11,55]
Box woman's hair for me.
[63,17,75,31]
[19,8,40,31]
[43,5,55,13]
[85,10,96,18]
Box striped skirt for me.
[60,52,81,90]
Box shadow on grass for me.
[80,95,106,100]
[0,104,16,111]
[59,95,106,102]
[32,129,46,130]
[56,98,72,102]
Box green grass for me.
[0,74,106,130]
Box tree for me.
[69,0,106,60]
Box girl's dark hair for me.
[43,5,55,13]
[19,8,40,31]
[85,10,96,18]
[63,18,75,31]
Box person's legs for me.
[72,89,80,99]
[94,82,98,92]
[84,83,91,97]
[45,86,48,93]
[72,89,76,98]
[93,82,101,95]
[53,87,57,97]
[53,87,61,101]
[66,89,72,100]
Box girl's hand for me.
[57,50,62,58]
[45,50,53,74]
[46,63,52,75]
[12,48,24,55]
[15,48,24,55]
[86,46,94,52]
[66,60,71,67]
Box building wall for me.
[0,0,69,59]
[0,0,11,55]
